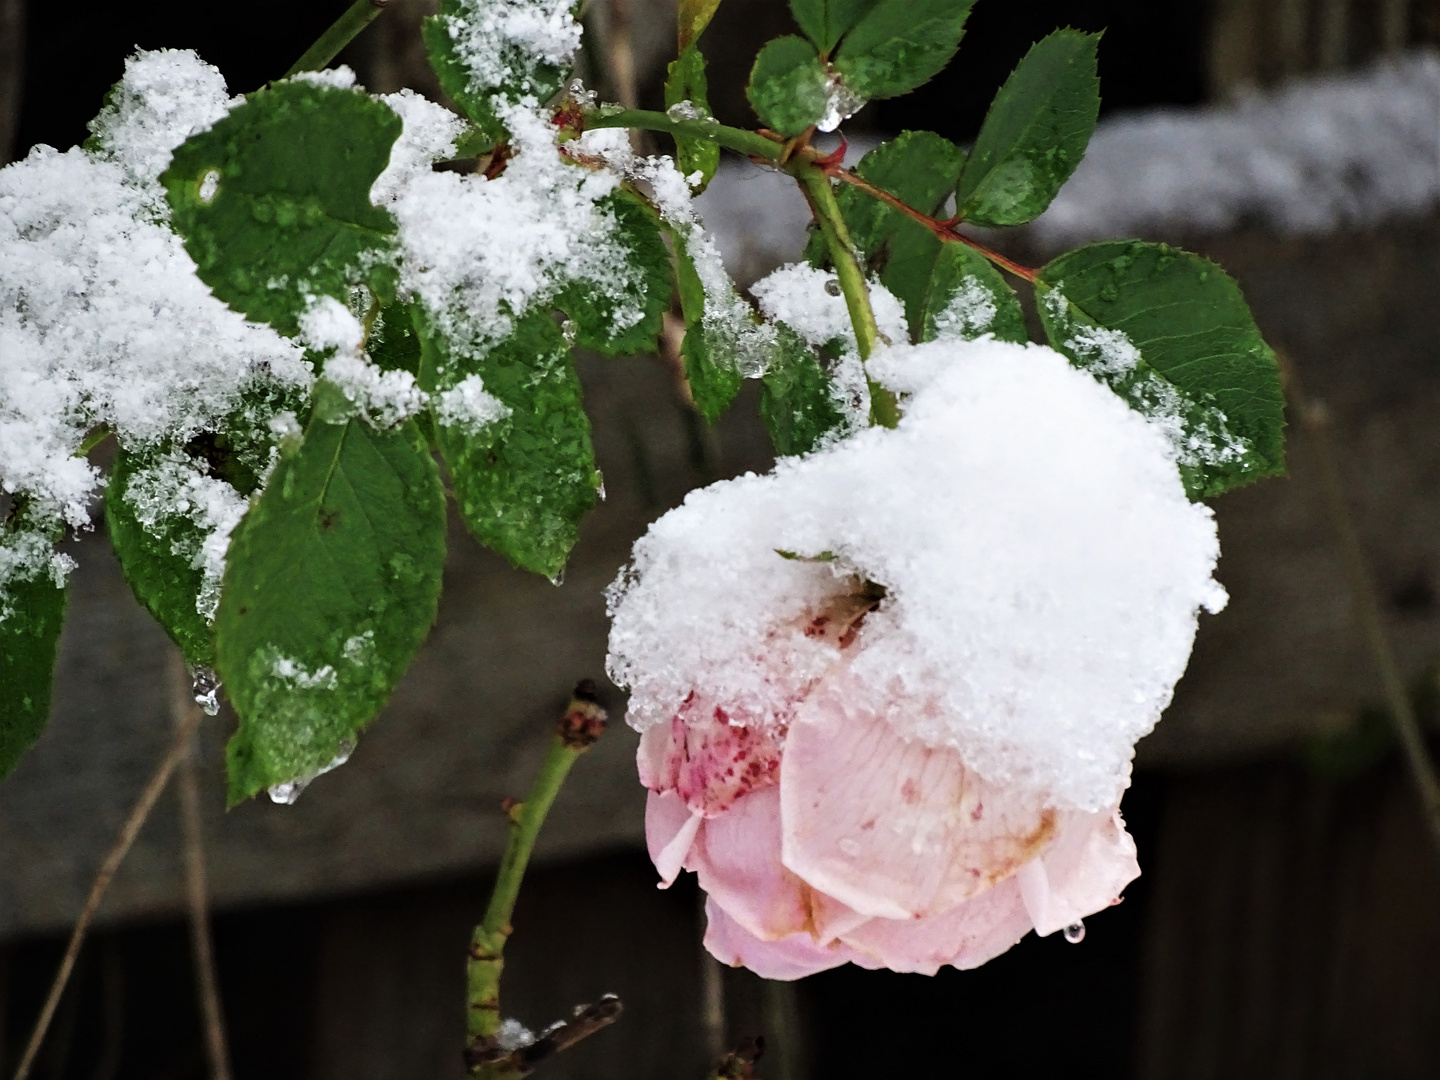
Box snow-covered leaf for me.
[760,325,847,456]
[832,0,975,101]
[162,80,402,337]
[673,227,742,423]
[421,310,599,578]
[423,0,581,141]
[1037,240,1285,498]
[920,244,1027,344]
[216,386,446,804]
[955,29,1100,227]
[0,574,67,780]
[556,190,672,355]
[747,36,830,138]
[107,448,218,667]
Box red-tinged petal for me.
[838,877,1033,975]
[1016,809,1140,936]
[641,702,784,817]
[689,787,813,941]
[781,679,1058,920]
[703,898,858,981]
[646,789,702,887]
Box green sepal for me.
[760,326,846,456]
[215,396,446,804]
[420,310,599,578]
[790,0,883,54]
[1037,240,1286,499]
[955,29,1101,227]
[0,575,68,781]
[106,448,216,668]
[664,46,721,193]
[832,0,976,100]
[423,0,577,140]
[162,80,402,337]
[555,190,672,356]
[920,243,1027,344]
[747,35,830,137]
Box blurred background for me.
[1,0,1439,1076]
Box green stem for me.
[583,107,784,163]
[466,681,607,1078]
[792,165,899,429]
[75,425,112,457]
[284,0,389,78]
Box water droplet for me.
[267,741,354,806]
[1063,921,1086,944]
[838,837,861,857]
[549,568,565,587]
[191,667,221,716]
[824,278,842,297]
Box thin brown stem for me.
[171,654,232,1080]
[1284,354,1440,853]
[11,699,205,1080]
[827,168,1041,282]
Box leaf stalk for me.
[284,0,390,79]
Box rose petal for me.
[689,787,813,940]
[646,789,703,887]
[781,680,1059,919]
[640,706,783,817]
[703,898,858,981]
[1016,809,1140,936]
[838,877,1033,975]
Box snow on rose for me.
[605,335,1226,978]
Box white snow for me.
[290,66,358,90]
[389,100,646,359]
[931,277,998,340]
[122,450,249,621]
[370,89,466,207]
[435,374,511,434]
[0,50,309,612]
[433,0,582,102]
[607,336,1225,812]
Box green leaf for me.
[955,29,1101,227]
[421,310,599,578]
[369,301,424,378]
[833,0,976,100]
[664,46,721,193]
[920,243,1027,343]
[790,0,882,53]
[215,396,446,803]
[0,575,67,781]
[747,35,830,137]
[679,0,724,49]
[106,449,216,668]
[670,225,742,423]
[163,80,401,337]
[423,0,578,139]
[1036,240,1285,499]
[555,190,672,355]
[760,325,846,455]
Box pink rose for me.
[637,597,1140,980]
[607,340,1224,979]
